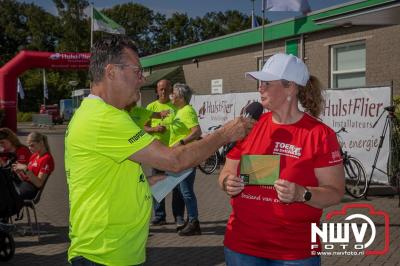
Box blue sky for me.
[20,0,358,21]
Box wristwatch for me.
[303,187,312,202]
[179,139,185,145]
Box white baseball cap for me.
[246,53,310,86]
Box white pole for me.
[43,69,46,106]
[262,0,265,63]
[90,3,94,48]
[300,34,304,60]
[251,0,255,28]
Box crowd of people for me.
[1,35,345,266]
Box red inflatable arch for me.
[0,51,90,131]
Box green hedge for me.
[17,112,33,122]
[389,95,400,182]
[394,95,400,118]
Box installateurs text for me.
[323,97,383,129]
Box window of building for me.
[331,41,366,88]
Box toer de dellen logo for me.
[311,203,390,256]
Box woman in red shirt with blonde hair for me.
[12,132,54,200]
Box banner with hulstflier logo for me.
[191,94,236,134]
[233,92,261,117]
[192,86,392,184]
[320,86,391,184]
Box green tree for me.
[149,13,169,54]
[101,3,155,56]
[0,0,65,112]
[158,10,258,51]
[0,0,27,65]
[1,1,267,112]
[197,11,254,41]
[52,0,90,106]
[24,4,60,51]
[165,13,193,48]
[0,0,59,65]
[224,10,252,33]
[53,0,90,52]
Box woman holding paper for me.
[219,53,345,265]
[169,83,202,236]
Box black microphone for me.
[243,101,264,120]
[225,102,264,153]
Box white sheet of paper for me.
[151,168,194,203]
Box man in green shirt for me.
[144,79,177,225]
[169,83,203,236]
[128,103,170,129]
[144,79,176,145]
[65,35,254,266]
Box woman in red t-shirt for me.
[218,54,345,266]
[12,132,54,200]
[0,127,32,166]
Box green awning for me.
[285,39,299,57]
[141,66,185,90]
[314,1,400,26]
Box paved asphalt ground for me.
[2,123,399,266]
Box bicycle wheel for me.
[0,232,15,262]
[345,157,367,198]
[198,152,219,175]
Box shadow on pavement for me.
[145,246,225,266]
[149,224,227,236]
[3,223,70,265]
[2,252,69,266]
[149,220,228,236]
[13,223,69,246]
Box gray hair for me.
[89,35,139,84]
[173,83,193,103]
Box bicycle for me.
[335,127,368,198]
[366,105,400,206]
[198,125,230,175]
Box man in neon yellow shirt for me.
[144,79,177,225]
[128,103,170,129]
[144,79,176,145]
[65,35,254,266]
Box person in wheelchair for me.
[0,128,31,167]
[11,132,54,200]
